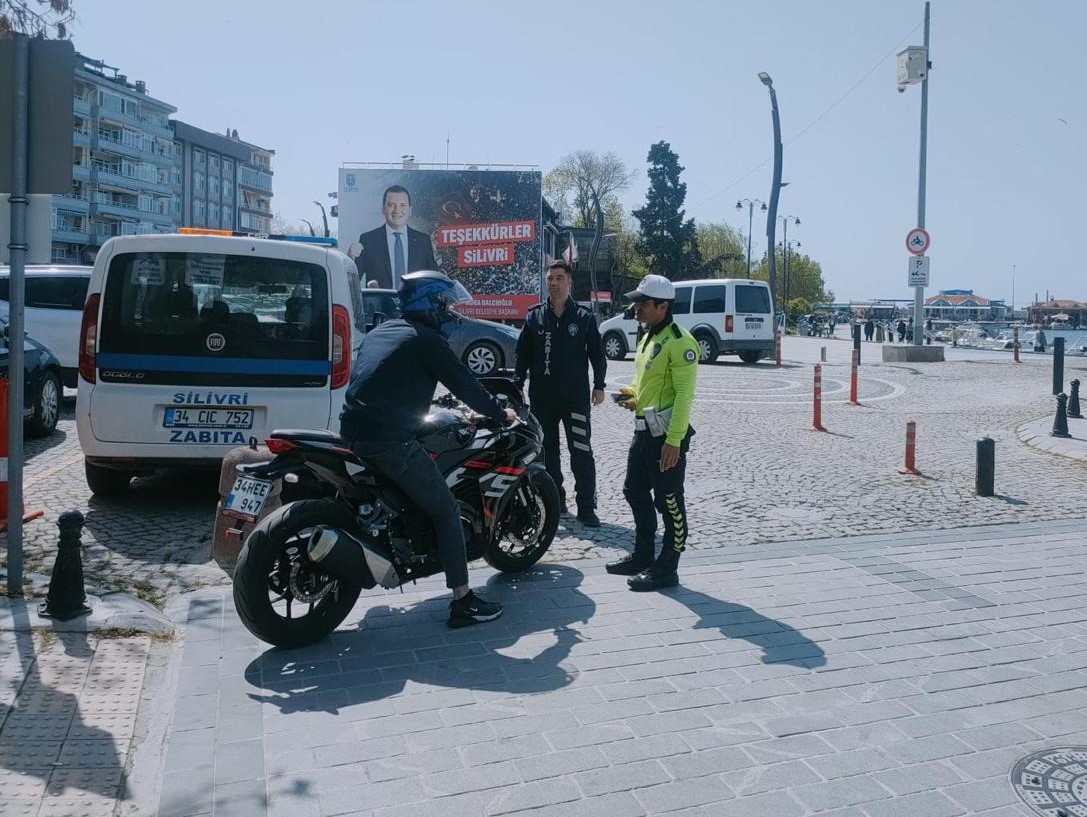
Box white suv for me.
[0,265,92,387]
[599,278,775,364]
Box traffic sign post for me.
[906,227,930,256]
[907,255,930,287]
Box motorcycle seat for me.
[268,428,347,445]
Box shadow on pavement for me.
[245,564,595,714]
[0,607,126,801]
[663,587,827,669]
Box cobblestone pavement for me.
[3,337,1085,604]
[154,518,1087,817]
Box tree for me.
[0,0,74,38]
[752,249,834,305]
[543,150,635,230]
[632,141,700,279]
[787,297,811,320]
[695,222,746,279]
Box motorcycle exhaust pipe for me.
[307,526,399,589]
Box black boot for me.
[605,539,653,575]
[627,550,680,591]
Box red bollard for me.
[812,364,827,432]
[849,349,860,405]
[898,419,921,475]
[1013,327,1020,363]
[775,327,782,368]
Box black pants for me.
[349,439,468,589]
[532,401,596,512]
[623,429,692,568]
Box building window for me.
[210,176,220,197]
[222,205,233,229]
[194,171,205,194]
[222,179,233,200]
[193,148,206,167]
[223,158,234,176]
[194,200,206,219]
[210,202,220,225]
[209,155,220,173]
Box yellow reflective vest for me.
[630,319,699,446]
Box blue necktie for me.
[394,232,406,284]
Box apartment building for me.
[171,123,273,234]
[53,55,181,264]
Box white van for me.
[598,278,775,364]
[0,265,92,387]
[76,232,365,495]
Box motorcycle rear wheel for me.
[233,500,363,649]
[484,470,560,573]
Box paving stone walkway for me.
[154,517,1087,817]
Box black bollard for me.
[1069,379,1083,419]
[852,324,861,365]
[39,510,91,621]
[1051,393,1072,439]
[975,437,995,497]
[1052,337,1065,395]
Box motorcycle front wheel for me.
[233,500,363,649]
[484,470,560,572]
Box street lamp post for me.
[759,71,784,319]
[735,198,766,276]
[777,215,800,313]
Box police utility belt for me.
[634,406,672,437]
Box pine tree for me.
[632,141,700,279]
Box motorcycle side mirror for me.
[372,311,388,327]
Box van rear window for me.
[735,285,771,314]
[98,252,330,387]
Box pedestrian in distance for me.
[897,318,907,343]
[514,260,607,527]
[607,274,699,591]
[1034,325,1047,353]
[864,317,874,342]
[339,270,516,628]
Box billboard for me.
[338,167,542,320]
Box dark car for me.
[0,319,63,437]
[360,287,521,376]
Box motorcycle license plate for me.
[224,476,272,521]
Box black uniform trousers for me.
[532,401,596,512]
[623,428,692,569]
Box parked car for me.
[598,278,775,364]
[359,287,520,376]
[0,265,92,388]
[0,318,63,437]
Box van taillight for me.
[331,304,350,389]
[79,293,100,384]
[725,314,734,333]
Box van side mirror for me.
[623,306,635,320]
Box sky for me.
[71,0,1087,304]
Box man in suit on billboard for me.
[348,185,437,289]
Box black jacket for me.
[339,317,505,443]
[514,298,606,405]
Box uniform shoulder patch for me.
[683,348,697,363]
[671,324,682,338]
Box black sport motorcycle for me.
[227,379,560,648]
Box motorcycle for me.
[227,378,560,648]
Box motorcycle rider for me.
[513,260,607,526]
[339,270,516,628]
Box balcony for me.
[91,197,141,219]
[73,128,91,147]
[53,227,92,244]
[73,97,91,116]
[55,193,90,212]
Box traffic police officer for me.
[607,274,699,590]
[514,260,607,527]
